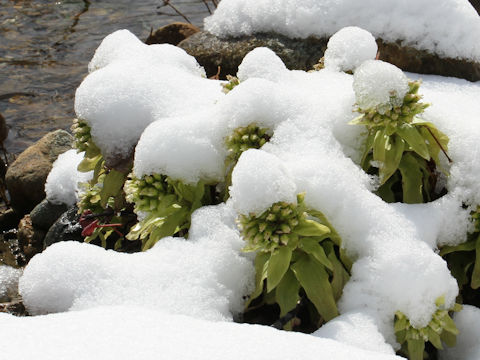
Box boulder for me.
[179,31,480,82]
[44,206,83,248]
[145,22,200,46]
[5,130,73,215]
[30,199,69,231]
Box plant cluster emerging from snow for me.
[34,25,480,360]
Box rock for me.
[0,112,7,144]
[146,22,200,46]
[17,215,46,264]
[0,300,27,316]
[179,31,328,78]
[44,205,83,248]
[179,31,480,82]
[30,199,69,231]
[469,0,480,15]
[5,130,73,215]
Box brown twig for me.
[209,66,221,80]
[162,0,192,24]
[212,0,218,7]
[201,0,212,14]
[425,127,453,163]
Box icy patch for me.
[230,149,297,215]
[353,60,409,112]
[45,150,93,206]
[205,0,480,61]
[237,47,288,82]
[324,27,378,72]
[0,306,402,360]
[440,305,480,360]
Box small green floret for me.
[222,75,240,93]
[394,298,461,360]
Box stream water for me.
[0,0,212,154]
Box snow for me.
[20,203,253,320]
[75,30,222,162]
[324,27,378,72]
[45,150,93,206]
[440,305,480,360]
[205,0,480,61]
[237,47,288,81]
[0,306,402,360]
[353,60,409,112]
[229,149,297,215]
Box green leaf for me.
[440,329,457,347]
[439,239,476,256]
[100,170,127,208]
[142,208,188,250]
[77,154,103,172]
[348,114,370,126]
[275,269,301,317]
[294,219,331,237]
[307,210,342,247]
[471,236,480,289]
[246,253,269,307]
[326,243,350,300]
[379,135,405,184]
[267,247,293,292]
[406,338,425,360]
[426,326,443,350]
[398,153,424,204]
[291,254,338,321]
[396,123,430,160]
[300,239,333,271]
[372,128,388,164]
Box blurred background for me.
[0,0,214,154]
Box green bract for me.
[394,297,461,360]
[222,75,240,93]
[241,193,351,328]
[125,173,215,250]
[351,80,450,203]
[441,207,480,297]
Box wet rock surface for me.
[44,205,83,248]
[17,215,46,264]
[146,22,200,46]
[30,199,69,231]
[179,31,480,81]
[5,130,73,215]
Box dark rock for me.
[146,22,200,46]
[0,300,27,316]
[469,0,480,15]
[17,215,46,263]
[179,31,328,78]
[30,199,69,231]
[0,113,7,144]
[5,130,73,215]
[179,31,480,82]
[44,205,83,248]
[0,208,21,232]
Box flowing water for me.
[0,0,212,154]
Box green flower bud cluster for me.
[124,173,174,213]
[72,118,92,152]
[222,75,240,94]
[78,173,108,215]
[239,200,304,253]
[395,299,461,360]
[354,81,429,130]
[225,123,271,162]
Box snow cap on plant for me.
[230,149,297,216]
[324,27,378,73]
[353,60,409,114]
[237,47,287,82]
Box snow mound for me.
[0,266,22,302]
[324,27,378,72]
[45,149,93,206]
[205,0,480,61]
[353,60,409,112]
[237,47,288,82]
[20,203,254,320]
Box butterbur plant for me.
[394,297,461,360]
[441,206,480,304]
[222,75,240,93]
[240,193,351,329]
[351,60,450,204]
[124,173,216,250]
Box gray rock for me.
[44,206,83,248]
[5,130,73,215]
[30,199,69,231]
[146,22,200,46]
[179,31,480,82]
